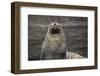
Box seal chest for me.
[40,22,66,60]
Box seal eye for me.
[58,25,61,27]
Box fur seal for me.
[40,22,66,60]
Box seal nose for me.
[53,23,57,29]
[54,22,56,25]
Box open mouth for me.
[50,28,60,34]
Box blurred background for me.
[28,15,88,61]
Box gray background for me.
[28,15,88,61]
